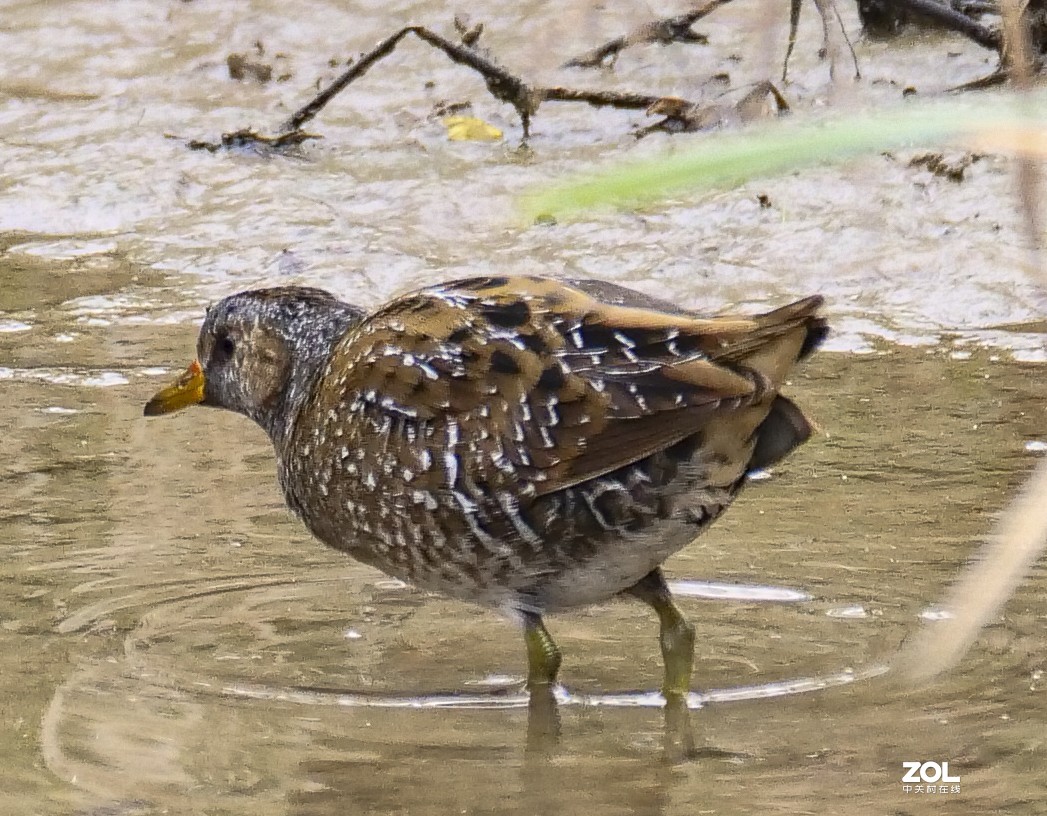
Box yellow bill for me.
[144,360,206,416]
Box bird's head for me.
[144,286,364,443]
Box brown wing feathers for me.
[529,284,825,491]
[331,276,825,496]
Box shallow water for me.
[6,315,1047,815]
[2,1,1047,814]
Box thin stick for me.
[282,26,534,135]
[783,0,803,81]
[540,87,663,110]
[783,0,860,82]
[279,24,726,141]
[827,0,861,80]
[562,0,733,69]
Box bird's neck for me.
[258,305,364,451]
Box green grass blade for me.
[521,92,1047,220]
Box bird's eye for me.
[218,335,236,357]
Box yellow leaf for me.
[443,116,502,142]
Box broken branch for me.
[562,0,733,69]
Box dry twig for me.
[560,0,733,69]
[194,22,749,151]
[784,0,861,81]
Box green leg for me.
[525,682,562,754]
[522,611,563,689]
[625,568,696,698]
[663,691,698,761]
[522,612,563,753]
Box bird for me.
[144,275,827,698]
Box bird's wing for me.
[323,275,822,497]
